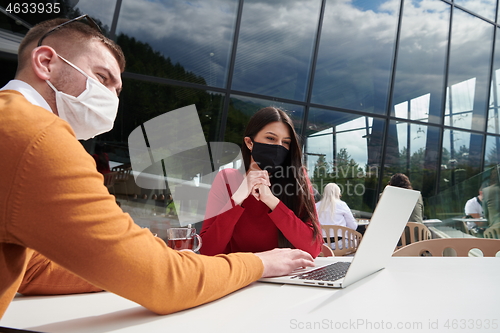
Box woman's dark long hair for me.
[241,107,319,247]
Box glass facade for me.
[306,108,383,212]
[1,0,500,240]
[232,0,321,101]
[312,0,400,114]
[116,0,239,88]
[391,0,450,124]
[445,8,493,131]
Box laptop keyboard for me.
[291,262,351,282]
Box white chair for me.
[484,225,500,239]
[398,222,431,248]
[318,243,335,257]
[321,225,362,256]
[393,238,500,257]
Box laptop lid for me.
[340,185,420,287]
[259,185,420,288]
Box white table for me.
[453,217,489,229]
[453,218,488,223]
[356,218,370,226]
[423,219,442,224]
[2,257,499,333]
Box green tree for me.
[486,140,500,167]
[313,155,329,179]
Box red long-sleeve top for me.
[200,168,322,257]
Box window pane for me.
[488,71,500,134]
[305,108,384,213]
[391,0,450,124]
[100,79,225,149]
[428,166,495,233]
[75,0,117,33]
[454,0,497,22]
[444,8,494,131]
[311,0,399,114]
[485,135,500,167]
[488,27,500,134]
[384,121,440,198]
[231,0,322,101]
[223,95,305,145]
[116,0,239,87]
[93,79,227,233]
[498,2,500,24]
[440,129,484,191]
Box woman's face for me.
[245,121,292,151]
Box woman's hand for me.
[253,183,280,211]
[231,170,271,206]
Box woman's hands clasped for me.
[231,171,280,210]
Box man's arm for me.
[18,251,103,295]
[9,116,313,315]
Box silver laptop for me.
[259,185,420,288]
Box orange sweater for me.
[0,90,263,318]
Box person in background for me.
[464,187,484,218]
[387,173,424,223]
[315,183,358,244]
[200,107,322,257]
[483,169,500,229]
[0,17,314,318]
[463,186,486,234]
[92,142,111,174]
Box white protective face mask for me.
[46,54,119,140]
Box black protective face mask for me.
[251,141,289,174]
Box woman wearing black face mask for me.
[200,107,322,257]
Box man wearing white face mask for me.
[44,53,120,140]
[0,17,314,318]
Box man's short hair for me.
[17,18,125,73]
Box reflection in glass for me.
[454,0,497,22]
[305,108,384,212]
[116,0,239,87]
[428,165,495,229]
[444,8,494,131]
[440,129,484,191]
[485,135,500,167]
[76,0,117,33]
[444,78,476,129]
[488,27,500,134]
[223,95,304,145]
[96,79,227,233]
[231,0,321,101]
[311,0,399,114]
[488,69,500,134]
[101,78,225,152]
[391,0,450,124]
[384,121,440,197]
[394,94,430,121]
